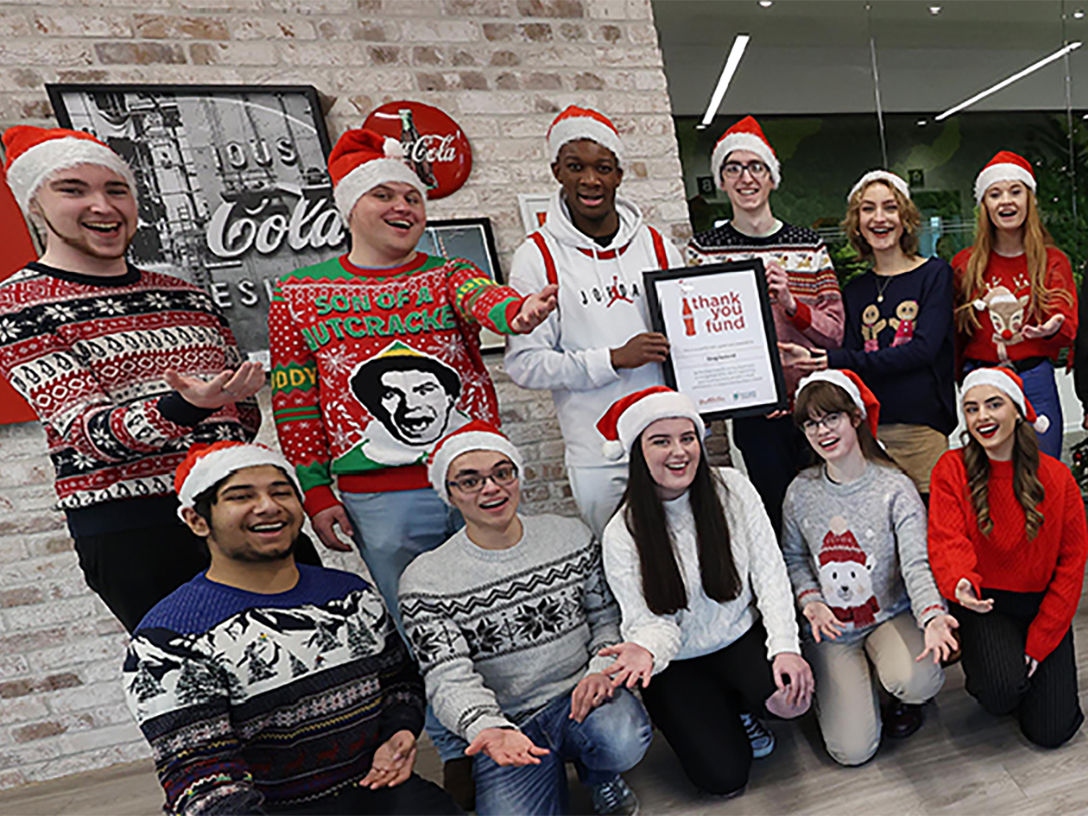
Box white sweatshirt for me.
[601,467,802,673]
[504,191,684,468]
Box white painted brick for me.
[29,635,127,673]
[59,723,145,755]
[400,18,478,42]
[3,597,99,631]
[586,0,627,19]
[44,683,126,714]
[0,697,50,726]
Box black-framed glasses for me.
[447,463,519,494]
[801,412,846,434]
[722,160,769,179]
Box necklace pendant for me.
[876,295,883,303]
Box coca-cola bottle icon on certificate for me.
[681,293,697,336]
[399,108,438,190]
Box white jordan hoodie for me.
[504,190,683,467]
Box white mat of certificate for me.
[656,269,779,414]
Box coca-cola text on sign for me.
[364,101,472,200]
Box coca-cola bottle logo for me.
[365,101,473,200]
[206,188,345,259]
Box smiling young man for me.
[123,441,460,815]
[398,421,651,816]
[504,106,684,540]
[0,126,274,633]
[687,116,844,538]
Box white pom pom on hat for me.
[962,367,1049,434]
[596,386,705,460]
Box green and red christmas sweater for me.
[270,252,527,517]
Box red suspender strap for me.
[529,232,558,287]
[648,226,670,270]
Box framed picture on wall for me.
[46,83,341,358]
[417,217,507,353]
[517,192,551,235]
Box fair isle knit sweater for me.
[123,566,424,815]
[602,467,801,672]
[269,252,527,516]
[687,221,844,396]
[398,514,619,742]
[0,262,258,522]
[782,463,946,643]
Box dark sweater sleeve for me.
[828,261,954,377]
[377,617,427,742]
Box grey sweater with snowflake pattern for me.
[398,514,620,742]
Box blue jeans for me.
[340,487,467,763]
[473,688,652,816]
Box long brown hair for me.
[841,180,921,263]
[954,188,1073,335]
[961,390,1045,539]
[793,380,899,469]
[622,434,740,616]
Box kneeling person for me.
[123,442,459,816]
[399,422,652,816]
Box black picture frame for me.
[644,259,788,421]
[46,83,339,361]
[415,216,506,353]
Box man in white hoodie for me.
[504,106,683,538]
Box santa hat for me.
[962,367,1049,434]
[596,386,705,461]
[795,369,880,438]
[2,125,137,214]
[174,441,302,520]
[427,420,523,505]
[328,127,427,221]
[819,529,867,567]
[710,116,781,190]
[547,105,625,165]
[847,169,911,203]
[974,151,1035,205]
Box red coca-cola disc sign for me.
[364,101,472,200]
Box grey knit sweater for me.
[398,514,619,742]
[782,463,946,641]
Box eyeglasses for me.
[801,412,846,434]
[722,160,769,179]
[447,463,519,494]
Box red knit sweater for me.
[928,449,1087,661]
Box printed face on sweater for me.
[552,139,623,232]
[982,180,1029,234]
[348,182,426,265]
[447,450,521,534]
[187,465,304,563]
[962,384,1018,461]
[857,183,903,254]
[641,417,701,501]
[351,351,461,447]
[30,164,137,262]
[721,149,773,215]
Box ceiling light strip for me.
[935,41,1083,121]
[699,34,751,128]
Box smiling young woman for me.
[928,367,1087,748]
[952,151,1078,459]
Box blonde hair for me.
[841,180,921,262]
[954,189,1073,335]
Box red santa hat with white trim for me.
[174,441,303,520]
[795,369,881,438]
[710,115,781,189]
[427,420,524,505]
[2,125,138,214]
[962,366,1049,434]
[974,150,1036,205]
[328,127,428,221]
[848,169,911,203]
[597,386,705,461]
[547,105,625,165]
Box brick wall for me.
[0,0,688,788]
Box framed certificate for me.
[644,260,787,421]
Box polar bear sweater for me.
[782,463,946,642]
[269,252,526,515]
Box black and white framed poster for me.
[47,84,341,360]
[644,260,787,421]
[416,217,506,353]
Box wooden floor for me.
[4,629,1088,816]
